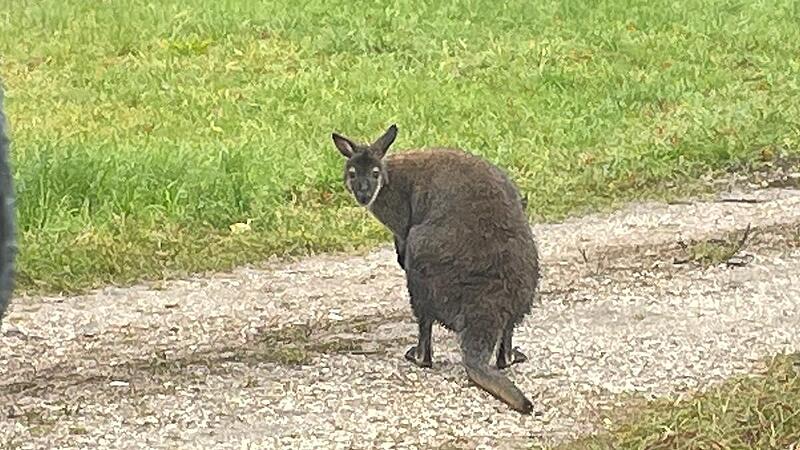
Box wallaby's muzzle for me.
[351,178,378,206]
[355,191,372,205]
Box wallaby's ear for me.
[371,124,398,159]
[331,132,356,158]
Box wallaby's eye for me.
[371,167,380,179]
[347,167,356,178]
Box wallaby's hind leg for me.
[461,326,534,414]
[496,323,528,370]
[393,235,406,270]
[403,255,433,368]
[405,315,433,368]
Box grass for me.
[1,0,799,294]
[678,225,752,267]
[672,222,800,268]
[549,353,800,450]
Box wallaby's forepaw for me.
[404,345,432,368]
[497,347,528,369]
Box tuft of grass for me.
[681,230,750,267]
[256,323,315,365]
[1,0,799,294]
[549,353,800,450]
[685,240,740,266]
[68,427,88,436]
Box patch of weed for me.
[547,353,800,450]
[685,240,742,266]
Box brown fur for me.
[332,124,540,414]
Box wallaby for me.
[331,124,540,414]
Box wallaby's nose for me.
[355,191,371,205]
[354,181,372,205]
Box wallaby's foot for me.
[497,324,527,369]
[406,315,433,368]
[404,345,432,368]
[497,347,528,369]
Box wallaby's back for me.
[387,148,539,414]
[386,148,539,329]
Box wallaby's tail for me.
[465,363,533,414]
[461,325,533,414]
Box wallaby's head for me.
[331,124,398,208]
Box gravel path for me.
[1,187,800,450]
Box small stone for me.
[3,324,28,339]
[82,321,100,337]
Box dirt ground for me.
[2,186,800,450]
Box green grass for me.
[1,0,799,293]
[550,353,800,450]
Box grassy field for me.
[549,353,800,450]
[1,0,799,293]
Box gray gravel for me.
[1,187,800,449]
